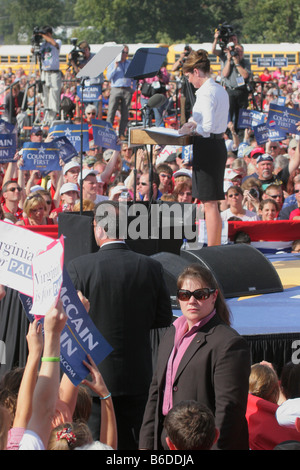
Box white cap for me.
[173,168,192,178]
[63,161,80,175]
[30,185,44,192]
[78,169,99,181]
[224,168,239,180]
[60,183,79,195]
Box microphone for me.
[141,94,167,111]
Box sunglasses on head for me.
[177,288,216,301]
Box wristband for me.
[41,356,60,362]
[100,392,111,400]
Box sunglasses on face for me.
[8,187,22,192]
[177,288,216,301]
[294,190,300,194]
[228,192,240,198]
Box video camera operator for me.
[172,45,196,124]
[212,24,251,136]
[68,40,104,117]
[33,26,62,126]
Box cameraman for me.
[212,30,251,135]
[38,26,62,126]
[70,40,103,117]
[69,40,93,73]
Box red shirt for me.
[2,202,23,220]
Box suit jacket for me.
[67,242,172,397]
[139,313,251,450]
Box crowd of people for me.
[1,28,300,451]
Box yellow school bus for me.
[0,42,299,76]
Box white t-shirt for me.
[221,208,259,221]
[19,430,45,450]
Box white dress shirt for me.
[192,78,229,137]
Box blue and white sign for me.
[21,142,61,173]
[267,103,300,135]
[77,84,102,103]
[238,109,265,129]
[253,123,286,145]
[20,267,113,386]
[182,145,193,164]
[0,133,17,163]
[49,123,90,153]
[51,136,78,164]
[92,119,120,150]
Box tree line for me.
[0,0,299,45]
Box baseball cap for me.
[256,153,274,164]
[78,169,99,181]
[250,147,265,159]
[31,126,43,135]
[60,183,79,195]
[63,161,80,175]
[173,169,192,179]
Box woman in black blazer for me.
[139,264,251,450]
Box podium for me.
[129,127,193,146]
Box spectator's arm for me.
[24,300,67,448]
[13,320,43,428]
[82,354,117,450]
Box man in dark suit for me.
[67,201,172,449]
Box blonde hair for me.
[249,363,280,404]
[73,200,95,212]
[24,193,47,216]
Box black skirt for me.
[192,136,227,201]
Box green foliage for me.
[0,0,299,45]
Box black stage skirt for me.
[0,287,29,379]
[192,136,227,201]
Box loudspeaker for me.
[58,212,98,265]
[151,252,191,307]
[180,243,283,298]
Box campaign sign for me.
[0,118,17,134]
[20,267,114,386]
[267,103,300,135]
[21,142,61,173]
[77,83,102,102]
[0,133,17,163]
[49,124,90,153]
[0,222,53,297]
[30,236,64,317]
[182,145,193,164]
[51,136,78,164]
[253,123,286,145]
[92,119,120,150]
[238,109,265,129]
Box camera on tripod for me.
[216,22,236,50]
[68,38,85,68]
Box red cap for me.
[250,147,265,159]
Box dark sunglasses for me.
[294,190,300,194]
[8,187,22,192]
[228,192,240,197]
[177,288,216,301]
